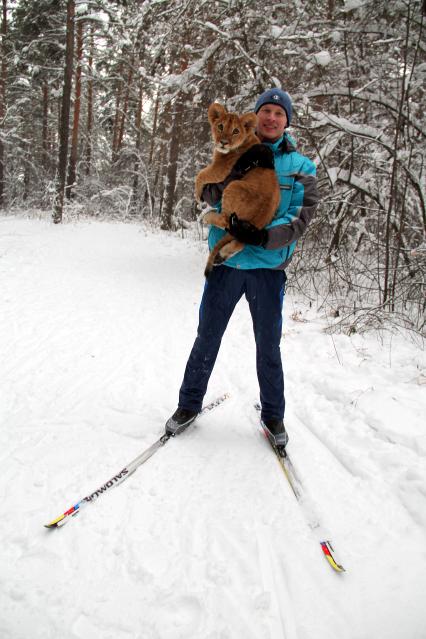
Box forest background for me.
[0,0,425,335]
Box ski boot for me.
[261,418,289,457]
[165,407,198,436]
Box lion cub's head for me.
[208,103,258,154]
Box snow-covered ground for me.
[1,215,425,639]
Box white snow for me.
[313,51,331,67]
[342,0,368,10]
[1,215,425,639]
[75,2,89,16]
[271,25,284,39]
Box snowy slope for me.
[1,215,425,639]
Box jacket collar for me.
[262,132,297,154]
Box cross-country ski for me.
[45,394,228,528]
[257,405,345,573]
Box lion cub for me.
[196,102,280,277]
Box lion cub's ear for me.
[208,102,227,124]
[241,112,257,131]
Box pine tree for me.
[0,0,8,208]
[53,0,74,223]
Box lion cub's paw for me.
[202,211,219,226]
[213,252,227,266]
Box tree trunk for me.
[111,63,123,163]
[53,0,75,224]
[85,23,94,176]
[42,81,50,170]
[383,4,410,306]
[66,18,83,199]
[113,56,134,163]
[148,90,160,165]
[160,94,184,230]
[0,0,7,208]
[131,79,143,214]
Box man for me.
[165,88,319,450]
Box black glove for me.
[201,183,224,206]
[227,213,268,247]
[201,167,245,206]
[233,144,275,174]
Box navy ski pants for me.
[179,266,286,421]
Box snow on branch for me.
[310,110,388,143]
[161,40,222,90]
[194,20,277,84]
[307,87,426,138]
[312,111,426,223]
[327,167,382,207]
[313,131,345,166]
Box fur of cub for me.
[196,102,280,277]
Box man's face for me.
[256,104,287,142]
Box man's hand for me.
[227,213,268,247]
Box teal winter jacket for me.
[207,133,319,270]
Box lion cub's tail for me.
[204,233,243,278]
[204,235,231,278]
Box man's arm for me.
[265,165,319,249]
[228,158,319,248]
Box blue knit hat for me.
[254,88,292,125]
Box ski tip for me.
[320,541,345,573]
[44,503,80,529]
[44,515,65,528]
[45,514,74,529]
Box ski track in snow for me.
[1,215,425,639]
